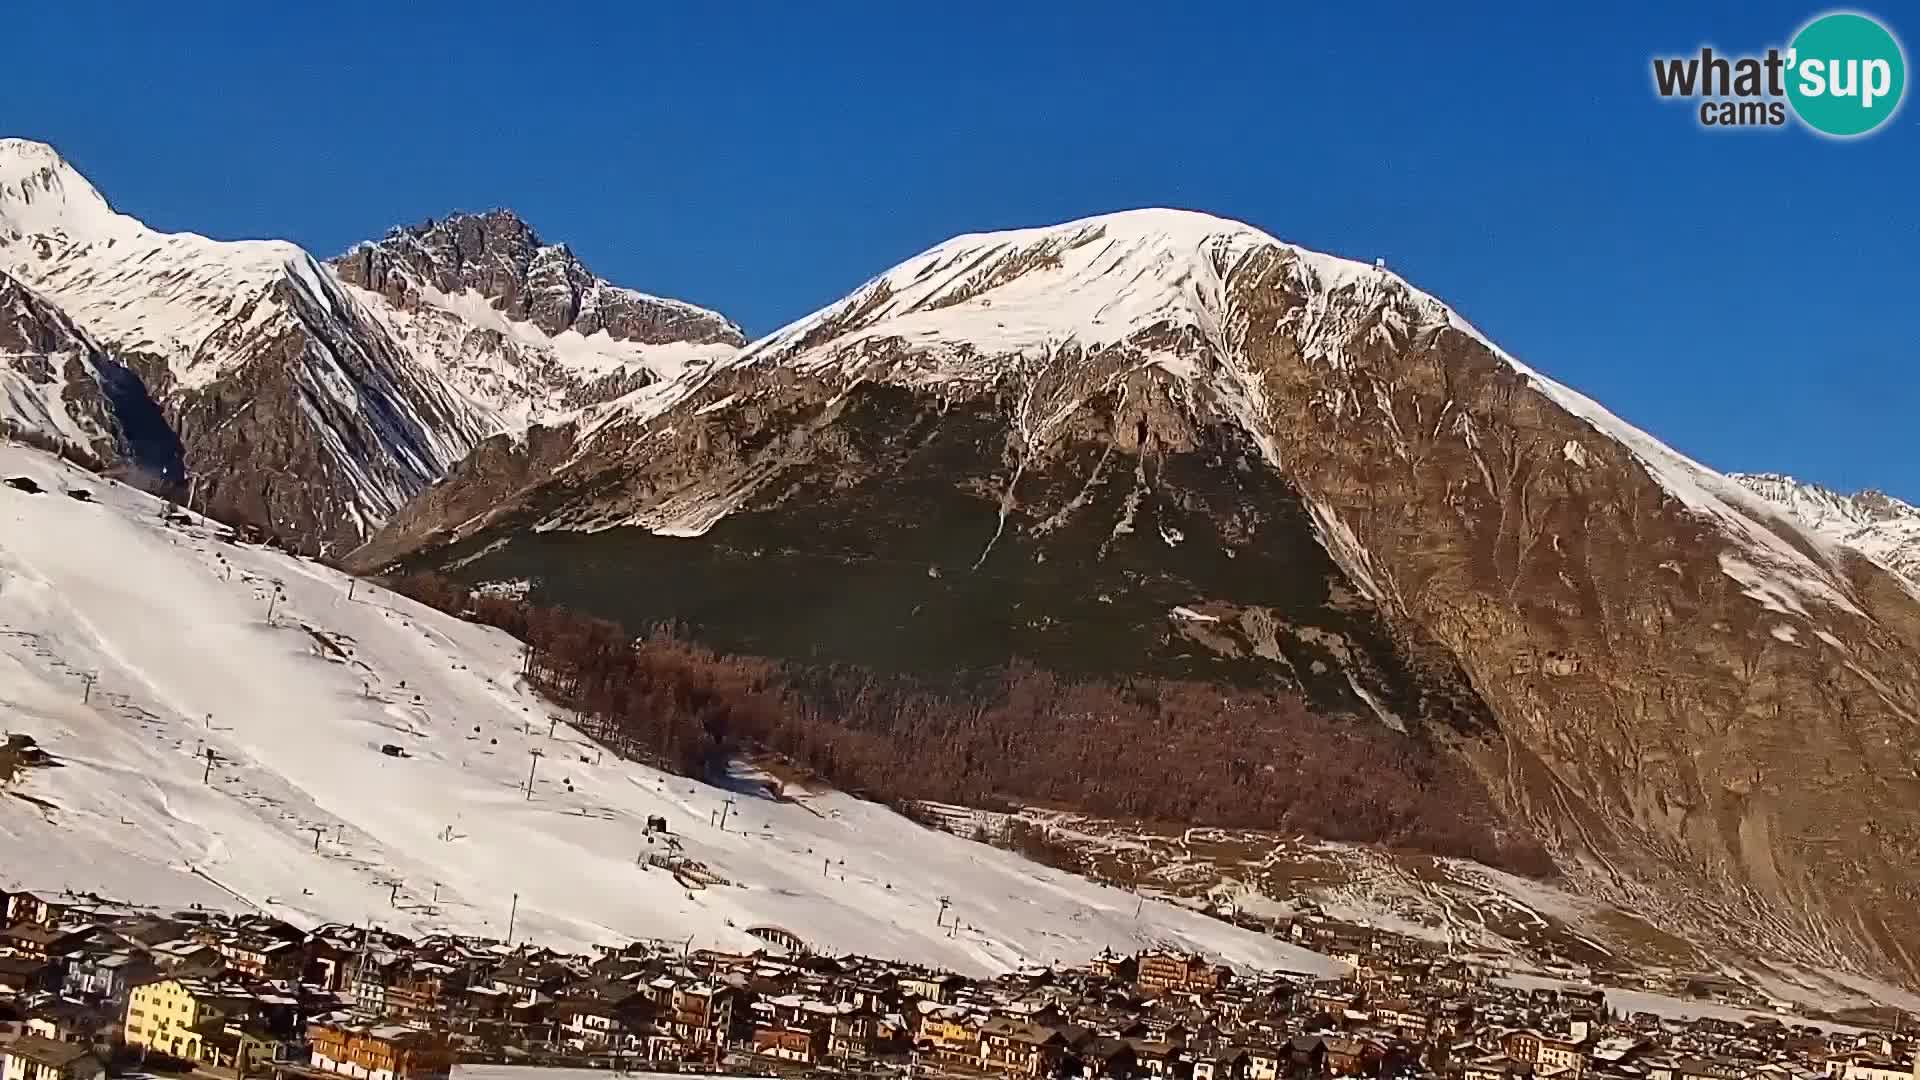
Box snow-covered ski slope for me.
[0,440,1337,977]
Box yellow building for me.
[917,1010,980,1061]
[124,979,243,1061]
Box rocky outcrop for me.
[332,210,745,346]
[0,268,179,477]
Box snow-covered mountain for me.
[0,138,740,549]
[1731,473,1920,588]
[0,438,1328,975]
[1,267,177,473]
[363,208,1920,986]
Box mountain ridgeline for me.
[0,138,742,550]
[5,136,1920,986]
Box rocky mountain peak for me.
[1730,471,1920,585]
[333,209,744,347]
[1854,489,1917,521]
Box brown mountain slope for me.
[357,209,1920,984]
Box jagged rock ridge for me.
[327,211,745,430]
[334,210,744,346]
[1732,472,1920,589]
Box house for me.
[0,1036,103,1080]
[1089,950,1138,983]
[20,1000,118,1046]
[666,984,741,1047]
[1324,1036,1386,1077]
[149,937,224,971]
[901,973,967,1003]
[919,1006,981,1061]
[347,952,408,1022]
[1308,929,1374,968]
[1590,1036,1649,1072]
[110,917,189,950]
[1430,961,1481,994]
[0,925,81,962]
[1190,1046,1250,1080]
[980,1017,1073,1077]
[195,1021,297,1078]
[1644,1056,1682,1080]
[1076,1036,1138,1080]
[1282,1036,1327,1078]
[0,998,24,1044]
[62,951,153,1006]
[1372,998,1435,1042]
[308,1021,454,1080]
[3,894,67,928]
[207,935,302,979]
[487,959,571,1006]
[1536,1034,1590,1078]
[460,985,512,1022]
[301,931,359,991]
[827,1005,892,1061]
[384,962,465,1024]
[1302,983,1361,1017]
[1432,1000,1477,1040]
[1506,1031,1548,1068]
[752,1023,827,1064]
[834,975,900,1014]
[122,977,255,1061]
[1136,952,1222,995]
[552,998,656,1052]
[0,957,52,996]
[1128,1039,1177,1077]
[1240,1044,1285,1080]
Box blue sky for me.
[9,1,1916,497]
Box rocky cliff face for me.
[0,267,179,477]
[0,139,741,549]
[360,209,1920,984]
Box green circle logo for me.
[1787,12,1906,136]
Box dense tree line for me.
[387,572,1551,875]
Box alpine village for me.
[0,880,1915,1080]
